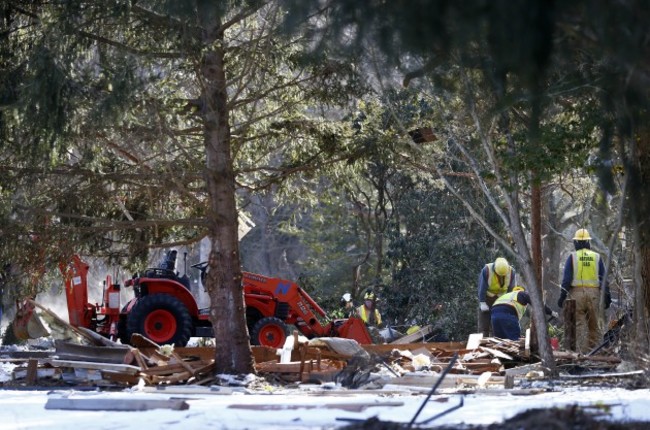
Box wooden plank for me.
[130,333,163,349]
[131,349,149,370]
[171,351,196,375]
[0,351,53,360]
[132,346,215,362]
[25,359,39,385]
[479,346,513,361]
[466,333,483,350]
[47,359,141,375]
[141,359,211,377]
[45,398,189,411]
[141,363,190,376]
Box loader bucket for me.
[12,300,49,340]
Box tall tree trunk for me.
[531,181,543,286]
[200,16,255,374]
[509,205,556,375]
[529,179,542,350]
[498,82,555,373]
[632,127,650,354]
[541,188,564,304]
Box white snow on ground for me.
[1,364,650,430]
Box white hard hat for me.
[342,293,352,302]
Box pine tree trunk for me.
[199,16,255,375]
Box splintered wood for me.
[3,332,622,388]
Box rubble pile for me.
[0,323,628,391]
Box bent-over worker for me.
[491,286,557,340]
[477,257,516,337]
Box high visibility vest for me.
[357,305,382,325]
[493,291,527,320]
[486,263,512,297]
[571,249,600,287]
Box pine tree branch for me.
[75,29,184,59]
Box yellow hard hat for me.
[494,257,509,276]
[364,290,376,300]
[513,285,525,292]
[573,228,591,241]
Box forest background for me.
[1,1,649,375]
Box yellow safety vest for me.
[486,263,512,297]
[357,305,382,325]
[493,291,527,320]
[571,249,599,287]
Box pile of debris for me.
[0,318,631,391]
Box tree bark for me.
[541,188,567,305]
[529,180,542,352]
[199,15,255,374]
[509,212,557,374]
[632,127,650,354]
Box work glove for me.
[479,302,489,312]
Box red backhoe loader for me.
[52,251,373,348]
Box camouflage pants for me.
[568,287,602,353]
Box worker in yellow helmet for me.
[558,228,611,353]
[491,286,557,340]
[477,257,516,337]
[356,290,382,326]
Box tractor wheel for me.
[250,317,290,348]
[117,301,136,345]
[117,315,129,345]
[126,294,193,346]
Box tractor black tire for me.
[126,294,193,346]
[117,315,129,345]
[250,316,290,348]
[117,301,136,345]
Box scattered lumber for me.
[47,359,141,375]
[1,317,629,389]
[44,398,190,411]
